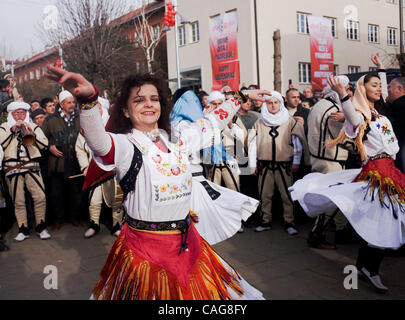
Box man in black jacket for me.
[42,91,82,229]
[285,88,310,136]
[387,77,405,173]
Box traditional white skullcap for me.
[7,101,31,113]
[207,91,225,104]
[59,90,74,103]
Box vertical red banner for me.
[308,16,334,92]
[209,11,240,91]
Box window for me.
[192,21,200,42]
[152,24,160,40]
[388,27,397,45]
[348,66,360,74]
[324,17,337,37]
[24,74,28,81]
[369,67,378,72]
[368,24,379,43]
[30,71,34,80]
[299,63,311,83]
[178,25,186,46]
[19,77,23,84]
[297,12,310,34]
[386,0,395,3]
[36,69,41,80]
[334,64,339,76]
[347,20,359,40]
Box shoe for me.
[110,222,121,237]
[359,267,388,293]
[85,221,100,238]
[237,227,245,233]
[255,223,272,232]
[286,226,299,236]
[37,229,51,240]
[307,232,336,250]
[14,233,30,242]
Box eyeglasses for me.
[224,91,235,95]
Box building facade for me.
[167,0,404,93]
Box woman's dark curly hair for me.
[108,74,173,137]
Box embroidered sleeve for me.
[176,99,241,154]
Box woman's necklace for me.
[143,131,161,143]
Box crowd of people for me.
[0,51,404,298]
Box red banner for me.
[308,16,334,92]
[209,11,239,91]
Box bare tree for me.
[132,0,166,74]
[40,0,138,96]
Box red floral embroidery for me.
[179,139,184,147]
[231,98,240,107]
[214,108,229,121]
[152,154,162,164]
[171,167,181,176]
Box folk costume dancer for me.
[249,92,309,235]
[170,90,259,245]
[290,74,405,293]
[306,76,353,249]
[0,102,50,242]
[46,66,266,300]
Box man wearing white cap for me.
[75,98,122,238]
[0,101,50,241]
[306,76,352,249]
[42,90,82,229]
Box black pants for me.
[356,240,385,275]
[49,173,83,224]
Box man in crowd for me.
[41,98,56,117]
[31,109,47,127]
[0,79,13,112]
[306,76,353,249]
[387,77,405,172]
[0,101,50,242]
[42,90,82,229]
[4,75,20,101]
[30,100,42,112]
[285,88,310,134]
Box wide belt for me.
[124,213,192,255]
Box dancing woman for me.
[46,65,266,300]
[290,73,405,293]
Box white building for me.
[167,0,404,94]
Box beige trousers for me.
[258,165,294,225]
[7,171,46,228]
[89,184,122,227]
[207,165,240,192]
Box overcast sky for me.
[0,0,138,60]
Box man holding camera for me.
[0,101,50,242]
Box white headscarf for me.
[98,97,110,127]
[7,101,31,127]
[207,91,225,104]
[322,75,350,107]
[261,91,290,127]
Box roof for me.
[111,1,165,27]
[14,47,58,70]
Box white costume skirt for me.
[290,158,405,250]
[190,174,259,245]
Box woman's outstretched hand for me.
[246,90,272,102]
[45,65,96,98]
[327,76,347,100]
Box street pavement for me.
[0,218,404,300]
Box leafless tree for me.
[40,0,138,96]
[132,0,166,74]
